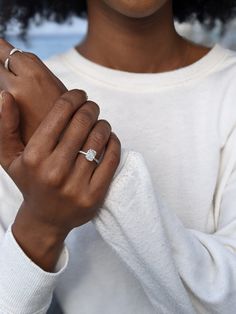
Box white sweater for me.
[1,43,236,314]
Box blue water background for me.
[7,34,84,60]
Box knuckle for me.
[61,183,74,199]
[22,149,40,168]
[55,97,74,113]
[62,185,97,211]
[44,168,63,187]
[25,52,39,62]
[79,195,95,210]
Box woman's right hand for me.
[0,89,121,271]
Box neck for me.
[76,1,208,73]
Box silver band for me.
[4,48,23,71]
[78,149,100,164]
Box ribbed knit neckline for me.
[60,43,229,91]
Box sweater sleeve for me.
[0,223,69,314]
[93,126,236,314]
[0,220,69,314]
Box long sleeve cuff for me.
[0,224,69,314]
[94,149,236,314]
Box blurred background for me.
[5,17,236,61]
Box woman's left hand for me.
[0,38,87,143]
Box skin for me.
[0,43,68,144]
[0,0,211,271]
[0,44,121,271]
[77,0,211,73]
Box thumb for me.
[0,91,24,171]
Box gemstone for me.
[86,149,97,161]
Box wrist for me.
[12,203,68,272]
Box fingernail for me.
[0,91,5,113]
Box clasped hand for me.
[0,39,121,270]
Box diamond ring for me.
[4,48,23,72]
[78,149,100,164]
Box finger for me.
[74,119,112,178]
[52,101,100,167]
[0,39,24,75]
[0,39,38,76]
[26,89,88,156]
[0,91,25,171]
[0,39,67,92]
[90,132,121,194]
[0,61,15,90]
[0,38,14,62]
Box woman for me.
[0,0,236,313]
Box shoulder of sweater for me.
[212,46,236,147]
[215,45,236,80]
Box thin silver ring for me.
[4,48,23,71]
[78,149,100,164]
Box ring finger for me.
[74,119,112,178]
[51,100,99,164]
[0,38,34,76]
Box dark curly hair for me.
[0,0,236,38]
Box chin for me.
[102,0,168,18]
